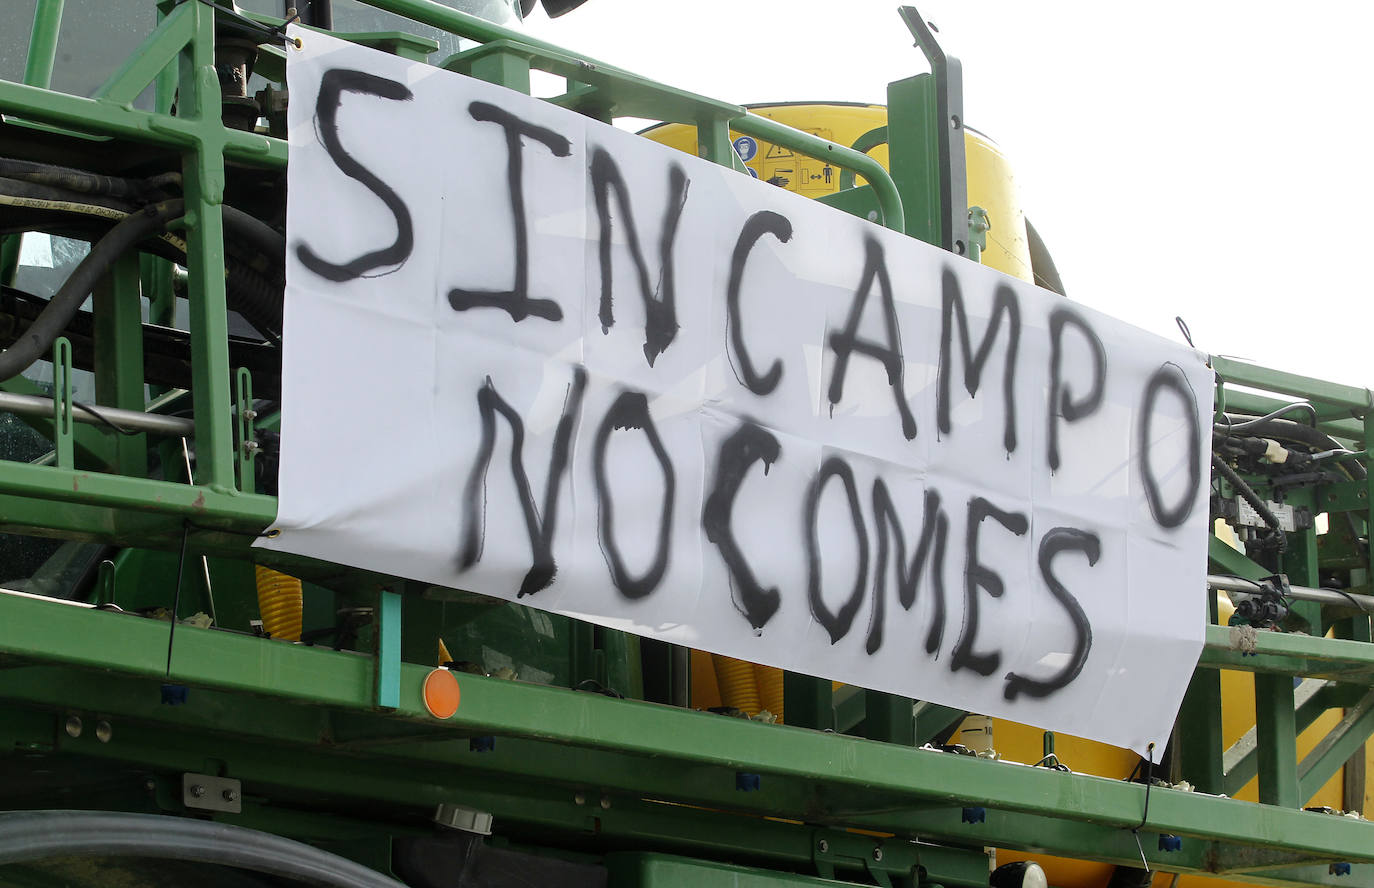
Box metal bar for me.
[1200,624,1374,681]
[92,0,195,105]
[0,459,276,524]
[0,391,195,438]
[376,588,402,710]
[1213,356,1374,414]
[1220,389,1365,442]
[898,6,967,254]
[93,253,150,476]
[23,0,65,89]
[180,0,236,491]
[1298,690,1374,803]
[1255,672,1300,807]
[1210,575,1374,612]
[731,113,905,233]
[3,591,1374,863]
[1223,679,1332,797]
[52,337,74,469]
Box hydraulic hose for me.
[0,810,407,888]
[0,199,184,382]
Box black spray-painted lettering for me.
[590,147,689,367]
[702,421,782,630]
[1046,307,1106,471]
[827,236,918,441]
[951,496,1029,676]
[938,269,1021,453]
[593,391,675,599]
[1004,527,1099,700]
[1138,362,1202,529]
[448,102,571,323]
[296,69,415,282]
[804,457,870,645]
[725,211,792,395]
[458,368,587,597]
[868,482,948,656]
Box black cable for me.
[1212,453,1288,554]
[164,521,190,678]
[0,200,184,382]
[69,400,142,436]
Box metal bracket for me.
[898,6,969,255]
[182,772,241,813]
[234,366,256,493]
[52,336,74,469]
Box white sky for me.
[526,1,1374,390]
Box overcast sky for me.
[526,2,1374,390]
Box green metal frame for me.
[2,2,1374,887]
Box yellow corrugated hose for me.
[253,565,303,642]
[711,653,761,715]
[754,664,784,721]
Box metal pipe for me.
[1208,574,1374,612]
[0,391,195,437]
[730,113,906,234]
[23,0,65,89]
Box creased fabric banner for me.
[260,27,1213,754]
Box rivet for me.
[95,721,112,743]
[64,715,82,738]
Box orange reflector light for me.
[423,668,461,719]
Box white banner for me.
[261,27,1212,754]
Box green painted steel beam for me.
[1213,356,1374,415]
[1209,535,1269,582]
[3,592,1374,865]
[0,80,285,167]
[1255,672,1301,807]
[1199,624,1374,682]
[0,460,275,527]
[23,0,65,89]
[1297,689,1374,804]
[1219,389,1364,443]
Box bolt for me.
[573,791,586,806]
[242,409,258,421]
[95,721,112,744]
[241,440,260,453]
[189,784,206,799]
[873,848,883,862]
[817,839,830,854]
[599,795,611,810]
[222,788,239,803]
[144,778,157,793]
[64,715,82,738]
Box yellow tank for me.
[651,105,1363,888]
[640,103,1034,284]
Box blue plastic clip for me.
[1330,863,1352,877]
[1158,834,1182,852]
[160,684,188,706]
[735,772,761,792]
[470,736,496,753]
[961,807,986,824]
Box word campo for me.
[293,67,1205,700]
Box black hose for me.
[1212,452,1287,554]
[0,810,407,888]
[0,174,139,215]
[0,199,184,382]
[0,158,147,201]
[1218,416,1366,480]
